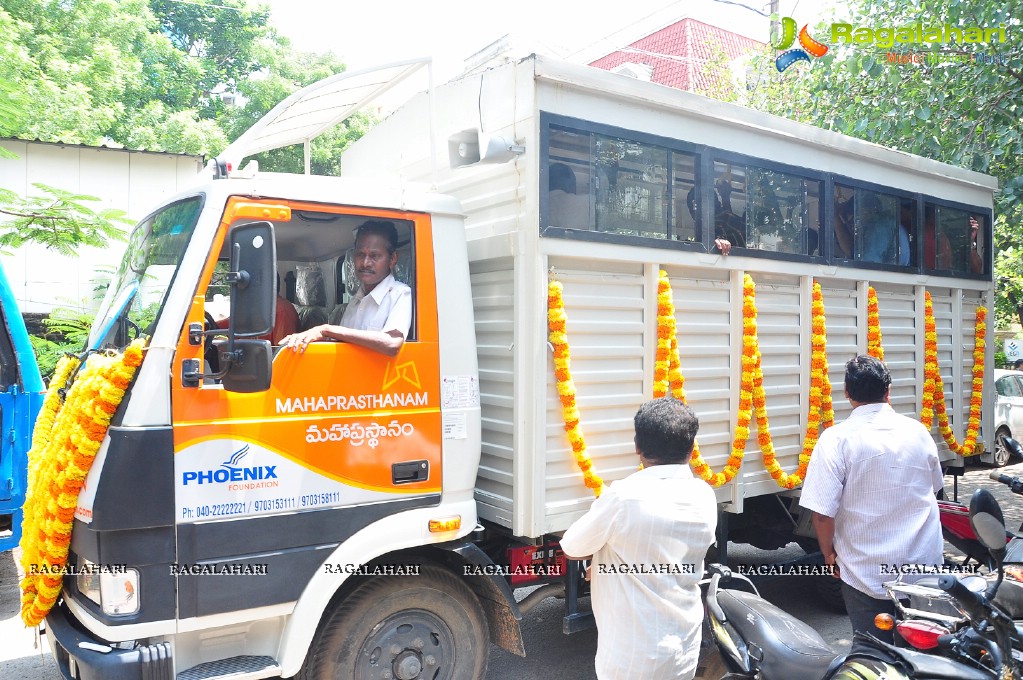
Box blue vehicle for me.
[0,263,43,552]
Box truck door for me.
[0,265,43,551]
[169,199,442,619]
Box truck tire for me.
[298,565,489,680]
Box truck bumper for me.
[45,600,172,680]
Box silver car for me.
[993,368,1023,466]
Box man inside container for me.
[280,220,411,357]
[560,397,717,680]
[800,355,943,650]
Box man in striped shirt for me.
[560,397,717,680]
[800,355,944,648]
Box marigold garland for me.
[548,281,604,497]
[19,339,146,626]
[654,271,834,489]
[866,286,884,361]
[920,292,986,456]
[761,282,834,489]
[653,271,754,487]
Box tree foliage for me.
[0,0,278,157]
[739,0,1023,329]
[0,184,130,256]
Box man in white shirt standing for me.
[560,397,717,680]
[281,220,411,357]
[800,354,943,649]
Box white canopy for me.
[218,58,432,173]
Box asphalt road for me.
[3,456,1020,680]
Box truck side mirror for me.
[220,339,272,393]
[229,221,276,337]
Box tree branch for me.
[0,207,46,219]
[1002,64,1023,88]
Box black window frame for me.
[540,112,993,280]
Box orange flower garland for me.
[920,292,986,456]
[655,271,755,487]
[20,339,146,626]
[866,286,884,361]
[548,280,604,496]
[761,281,834,488]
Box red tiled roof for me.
[588,18,765,92]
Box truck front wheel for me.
[299,565,489,680]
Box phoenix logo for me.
[221,444,250,468]
[771,16,829,72]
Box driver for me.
[280,220,411,357]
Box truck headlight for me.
[76,560,140,616]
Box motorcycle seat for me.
[717,588,840,679]
[995,577,1023,618]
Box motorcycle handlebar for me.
[987,470,1023,495]
[937,574,986,619]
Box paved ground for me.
[3,455,1020,680]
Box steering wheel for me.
[204,311,221,373]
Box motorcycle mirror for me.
[969,489,1007,556]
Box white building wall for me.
[0,140,203,313]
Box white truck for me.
[40,54,994,680]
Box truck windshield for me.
[88,196,203,350]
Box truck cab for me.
[43,172,511,680]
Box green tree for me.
[149,0,273,107]
[741,1,1023,328]
[0,0,279,156]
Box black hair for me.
[355,220,398,254]
[1013,359,1023,370]
[549,163,577,194]
[844,354,891,404]
[633,397,700,465]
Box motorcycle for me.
[939,435,1023,569]
[703,488,1022,679]
[884,461,1023,651]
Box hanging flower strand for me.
[20,339,145,626]
[656,270,754,487]
[920,293,938,429]
[866,286,885,361]
[921,292,986,456]
[548,280,604,497]
[760,281,833,489]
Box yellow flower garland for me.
[760,282,834,488]
[921,292,986,456]
[20,339,146,626]
[656,272,760,488]
[548,281,604,497]
[555,273,987,491]
[655,272,836,488]
[866,286,884,361]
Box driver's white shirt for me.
[339,273,411,337]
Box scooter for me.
[939,436,1023,568]
[704,488,1022,680]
